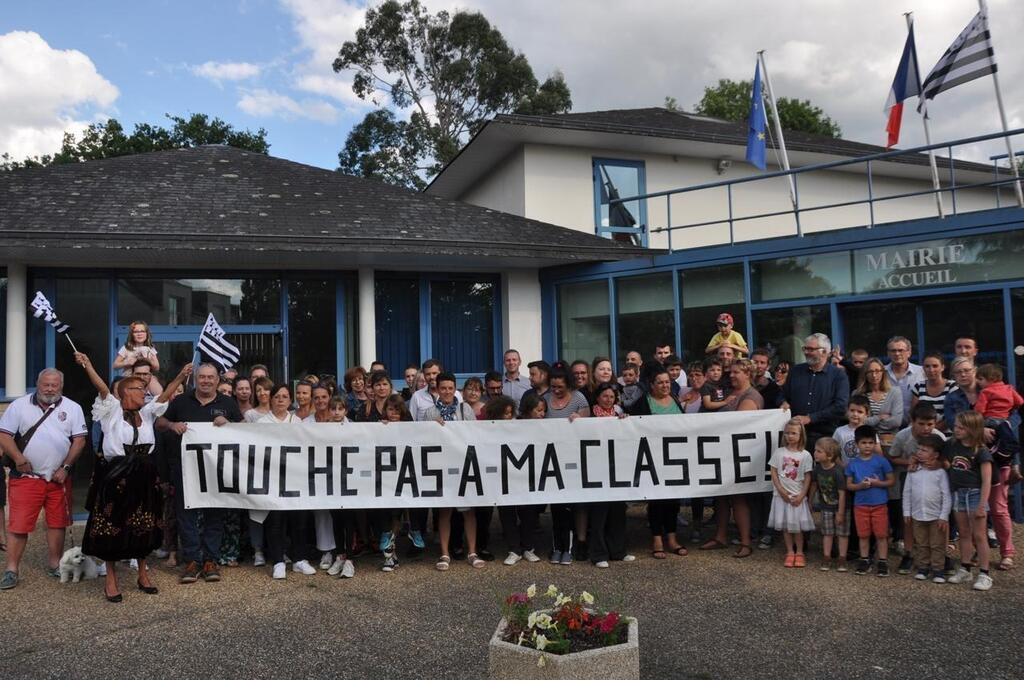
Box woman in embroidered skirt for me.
[75,352,192,602]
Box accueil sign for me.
[857,241,967,291]
[180,410,788,510]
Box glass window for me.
[559,280,610,362]
[53,278,110,515]
[288,279,336,380]
[751,251,852,302]
[840,300,917,363]
[680,264,745,364]
[593,159,647,246]
[375,278,420,374]
[854,231,1024,294]
[752,305,832,367]
[616,273,674,368]
[117,278,281,325]
[431,279,496,374]
[920,292,1005,365]
[1012,289,1024,391]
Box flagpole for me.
[63,334,79,353]
[978,0,1024,207]
[904,13,946,219]
[757,50,800,236]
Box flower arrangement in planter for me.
[500,583,630,656]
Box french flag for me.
[884,23,922,148]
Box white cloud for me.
[237,88,339,122]
[278,0,372,108]
[192,60,261,82]
[0,30,118,160]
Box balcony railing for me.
[610,128,1024,252]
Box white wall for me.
[461,148,526,216]
[502,269,543,362]
[462,143,1006,252]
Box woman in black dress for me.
[74,352,192,602]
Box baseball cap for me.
[716,313,733,325]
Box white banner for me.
[181,410,789,510]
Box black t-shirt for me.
[756,378,781,409]
[944,440,993,490]
[162,390,243,460]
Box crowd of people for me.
[0,316,1020,600]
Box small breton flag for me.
[30,291,71,334]
[196,313,240,372]
[884,23,921,148]
[918,10,997,111]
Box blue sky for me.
[2,1,1022,171]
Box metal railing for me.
[609,128,1024,252]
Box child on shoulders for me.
[704,312,748,357]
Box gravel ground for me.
[2,509,1022,679]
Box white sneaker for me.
[504,552,522,566]
[319,552,333,570]
[129,559,139,571]
[621,554,636,562]
[522,549,541,563]
[340,560,355,579]
[292,559,317,575]
[972,572,993,591]
[327,556,345,576]
[595,560,610,569]
[272,562,286,580]
[948,567,973,584]
[253,551,266,567]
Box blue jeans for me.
[170,458,225,564]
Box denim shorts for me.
[953,488,988,514]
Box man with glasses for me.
[780,333,850,447]
[483,371,504,401]
[885,336,924,427]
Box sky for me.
[1,0,1022,171]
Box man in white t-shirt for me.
[885,335,924,427]
[0,368,87,589]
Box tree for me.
[333,0,572,189]
[693,79,842,138]
[1,113,269,170]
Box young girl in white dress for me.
[769,418,816,568]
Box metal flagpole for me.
[979,0,1024,206]
[758,50,800,236]
[906,12,945,218]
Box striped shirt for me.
[911,379,958,422]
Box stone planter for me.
[488,615,639,680]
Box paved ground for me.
[2,510,1022,679]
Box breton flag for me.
[196,313,240,372]
[30,291,71,334]
[918,10,997,111]
[745,62,767,170]
[884,24,921,148]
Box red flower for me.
[598,612,620,634]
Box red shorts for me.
[7,476,72,533]
[854,504,889,539]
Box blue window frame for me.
[375,273,502,379]
[593,158,648,247]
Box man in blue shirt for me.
[780,333,850,447]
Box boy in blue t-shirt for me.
[845,425,895,577]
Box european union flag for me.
[745,62,766,170]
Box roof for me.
[426,107,996,199]
[0,145,652,270]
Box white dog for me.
[58,546,100,583]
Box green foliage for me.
[1,114,269,170]
[693,79,842,138]
[333,0,571,188]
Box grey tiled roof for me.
[0,145,649,268]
